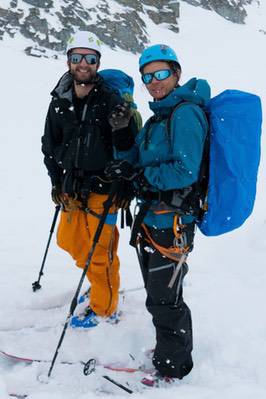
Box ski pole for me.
[103,375,133,394]
[32,205,60,292]
[48,181,119,378]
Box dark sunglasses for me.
[68,53,98,65]
[141,69,172,84]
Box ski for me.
[0,349,78,366]
[5,353,156,396]
[0,350,150,374]
[83,357,152,375]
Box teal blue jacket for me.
[119,78,210,228]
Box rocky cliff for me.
[0,0,260,57]
[181,0,256,24]
[0,0,179,56]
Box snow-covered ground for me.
[0,2,265,398]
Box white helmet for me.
[66,31,102,57]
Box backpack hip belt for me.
[139,186,199,216]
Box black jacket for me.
[42,72,135,193]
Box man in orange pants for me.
[41,30,140,328]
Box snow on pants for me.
[57,193,120,317]
[138,224,194,378]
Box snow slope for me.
[0,2,265,398]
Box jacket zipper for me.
[74,103,88,168]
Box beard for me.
[70,67,98,85]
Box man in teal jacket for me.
[135,76,210,229]
[105,44,210,386]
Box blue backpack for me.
[99,68,135,101]
[99,69,142,131]
[197,90,262,236]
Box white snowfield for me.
[0,2,266,398]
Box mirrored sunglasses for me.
[141,69,172,85]
[69,53,98,65]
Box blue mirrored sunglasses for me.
[141,69,172,84]
[68,53,98,65]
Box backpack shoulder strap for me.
[144,115,158,150]
[167,101,210,216]
[166,100,210,151]
[166,101,193,152]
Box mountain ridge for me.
[0,0,262,57]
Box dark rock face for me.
[181,0,254,24]
[0,0,179,56]
[144,0,180,33]
[0,0,259,57]
[23,0,53,7]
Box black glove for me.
[113,179,136,209]
[104,160,138,181]
[51,184,63,205]
[108,102,133,131]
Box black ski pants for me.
[138,224,195,378]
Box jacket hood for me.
[50,71,103,103]
[50,71,73,102]
[149,77,211,117]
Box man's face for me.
[142,61,179,100]
[68,48,100,84]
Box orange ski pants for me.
[57,193,120,317]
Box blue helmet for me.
[139,44,180,70]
